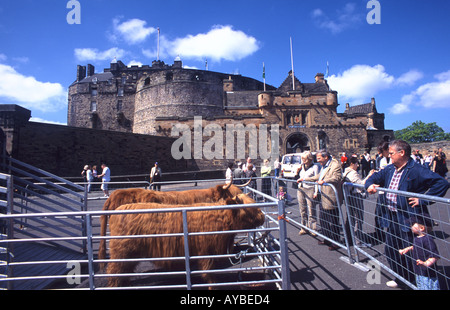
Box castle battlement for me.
[67,58,393,157]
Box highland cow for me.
[98,178,251,269]
[106,194,264,288]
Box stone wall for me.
[0,105,191,178]
[411,141,450,172]
[410,141,450,156]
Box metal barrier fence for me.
[0,178,289,290]
[273,177,353,258]
[1,157,88,253]
[342,183,450,290]
[0,173,14,289]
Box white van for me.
[280,153,303,178]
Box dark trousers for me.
[320,206,341,244]
[384,211,415,284]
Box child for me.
[277,186,286,201]
[399,216,440,290]
[277,186,293,203]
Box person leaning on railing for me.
[298,149,343,251]
[365,139,449,289]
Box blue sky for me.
[0,0,449,132]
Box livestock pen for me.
[0,174,290,290]
[2,162,448,291]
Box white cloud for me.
[113,18,156,44]
[30,117,67,126]
[142,47,159,60]
[395,69,424,86]
[74,47,126,62]
[311,9,324,18]
[390,94,414,114]
[390,70,450,114]
[79,23,259,65]
[0,64,66,112]
[311,3,363,34]
[415,74,450,108]
[328,65,426,107]
[328,64,395,103]
[127,60,143,67]
[169,25,260,62]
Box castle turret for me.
[173,56,182,68]
[76,65,86,82]
[258,92,273,108]
[87,64,95,77]
[315,73,325,83]
[223,76,234,92]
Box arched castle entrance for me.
[285,133,310,154]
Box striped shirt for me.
[385,166,406,212]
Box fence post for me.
[5,174,14,290]
[277,198,291,290]
[82,184,88,255]
[342,183,357,265]
[85,214,95,290]
[182,210,192,290]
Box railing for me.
[0,157,88,253]
[0,177,289,290]
[342,183,450,290]
[0,173,13,290]
[273,177,353,258]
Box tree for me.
[394,121,450,143]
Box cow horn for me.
[223,176,233,190]
[236,177,252,188]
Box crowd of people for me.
[81,140,448,290]
[223,140,449,290]
[339,145,448,179]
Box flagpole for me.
[157,27,160,61]
[263,62,266,91]
[290,37,295,91]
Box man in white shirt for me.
[98,163,111,197]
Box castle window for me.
[118,88,124,97]
[90,101,97,112]
[302,112,307,125]
[165,72,173,81]
[117,100,123,111]
[318,131,328,150]
[91,89,97,97]
[144,77,150,85]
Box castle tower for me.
[133,69,226,135]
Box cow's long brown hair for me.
[98,178,251,270]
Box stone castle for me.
[68,58,394,165]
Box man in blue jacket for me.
[365,139,449,288]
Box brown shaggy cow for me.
[98,179,250,269]
[106,194,264,288]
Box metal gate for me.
[0,175,289,290]
[0,157,88,289]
